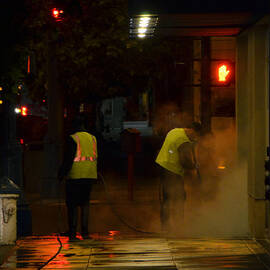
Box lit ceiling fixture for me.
[129,15,159,38]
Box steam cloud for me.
[169,118,249,238]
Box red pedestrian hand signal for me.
[218,64,230,82]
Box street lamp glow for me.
[129,15,158,39]
[15,108,21,114]
[139,21,149,27]
[140,17,150,23]
[139,17,150,26]
[139,22,149,27]
[140,16,150,21]
[138,28,147,34]
[138,34,146,38]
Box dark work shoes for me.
[59,231,79,241]
[60,231,91,241]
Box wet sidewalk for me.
[1,233,270,269]
[1,168,270,269]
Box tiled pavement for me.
[2,169,270,269]
[1,233,270,269]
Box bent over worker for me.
[155,122,201,233]
[58,113,98,241]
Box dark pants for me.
[65,179,96,237]
[160,170,186,231]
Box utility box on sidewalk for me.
[0,177,20,245]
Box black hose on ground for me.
[192,142,202,182]
[38,183,64,269]
[98,172,162,235]
[38,172,162,269]
[37,236,63,270]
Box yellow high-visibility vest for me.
[155,128,191,176]
[68,132,97,179]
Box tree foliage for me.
[0,0,28,100]
[21,0,190,104]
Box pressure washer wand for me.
[192,143,201,182]
[195,163,201,182]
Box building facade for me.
[237,15,270,237]
[129,0,270,238]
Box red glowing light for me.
[218,64,230,82]
[109,230,120,236]
[52,8,59,17]
[20,139,24,144]
[27,55,31,74]
[52,8,64,21]
[89,231,120,241]
[21,106,28,116]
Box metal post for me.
[201,37,211,133]
[42,34,64,198]
[128,154,134,201]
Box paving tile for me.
[1,234,270,269]
[168,238,270,270]
[0,235,176,269]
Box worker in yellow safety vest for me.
[155,122,202,233]
[58,113,98,241]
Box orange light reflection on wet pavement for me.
[90,231,120,241]
[15,236,71,269]
[108,253,116,258]
[109,230,120,236]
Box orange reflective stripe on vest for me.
[73,134,96,162]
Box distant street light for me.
[14,108,21,114]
